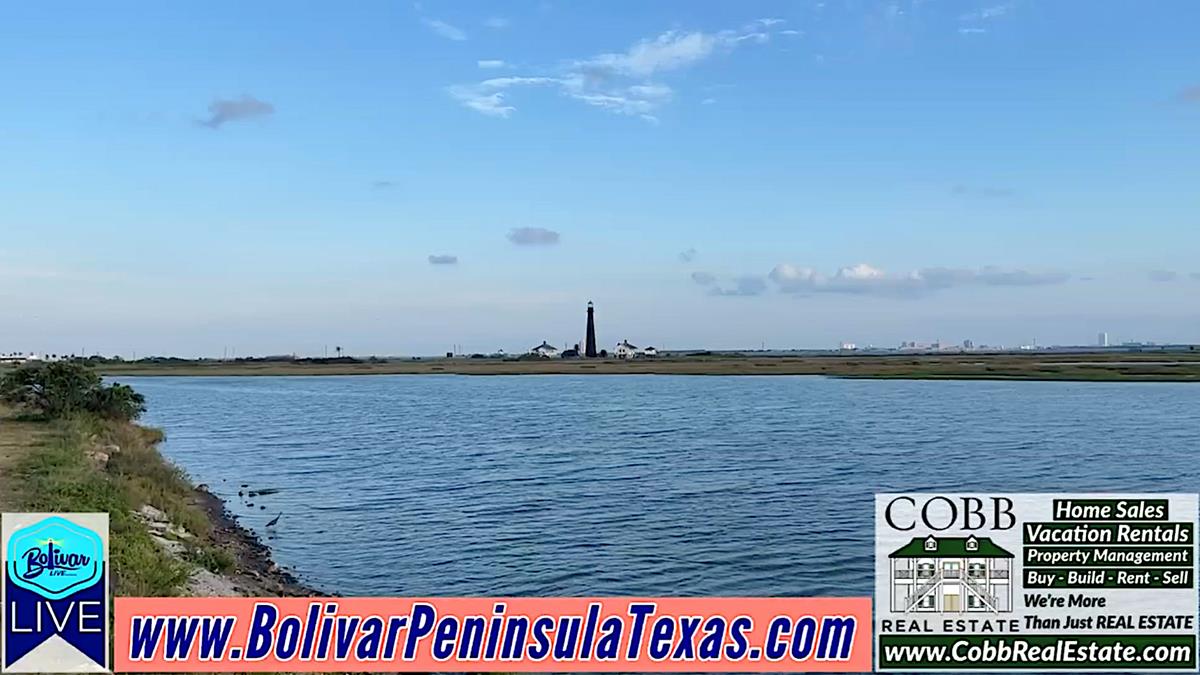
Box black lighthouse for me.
[584,301,598,358]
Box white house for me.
[641,346,658,357]
[529,341,560,358]
[614,340,639,359]
[889,535,1013,613]
[0,353,48,365]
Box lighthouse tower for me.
[584,301,598,358]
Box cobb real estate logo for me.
[875,493,1199,672]
[2,513,109,673]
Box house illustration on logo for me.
[888,534,1014,613]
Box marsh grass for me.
[94,352,1200,381]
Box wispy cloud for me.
[428,254,458,265]
[449,77,558,117]
[690,271,716,286]
[679,247,698,263]
[959,2,1014,23]
[484,17,510,29]
[423,18,467,41]
[448,20,784,121]
[769,263,1069,296]
[710,276,767,297]
[1148,269,1179,282]
[477,59,508,69]
[371,180,396,189]
[507,227,561,246]
[1173,85,1200,104]
[197,95,274,129]
[958,2,1014,34]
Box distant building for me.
[614,340,639,359]
[529,341,560,358]
[641,346,659,357]
[963,339,974,350]
[0,353,52,365]
[1098,332,1109,347]
[840,342,858,351]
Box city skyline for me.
[2,1,1198,356]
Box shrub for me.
[0,361,145,421]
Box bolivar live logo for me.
[2,513,109,673]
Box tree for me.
[0,361,145,421]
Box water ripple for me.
[120,375,1200,597]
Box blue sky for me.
[2,0,1198,356]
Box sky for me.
[1,0,1198,357]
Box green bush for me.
[0,361,145,421]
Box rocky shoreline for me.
[188,485,323,597]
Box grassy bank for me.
[91,351,1200,382]
[1,408,233,595]
[0,361,311,599]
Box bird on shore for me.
[265,513,281,528]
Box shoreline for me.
[191,483,321,597]
[0,404,319,598]
[93,352,1200,382]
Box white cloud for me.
[484,17,510,29]
[447,19,784,120]
[447,86,514,117]
[579,31,721,78]
[477,59,508,69]
[423,18,467,41]
[448,77,559,117]
[769,263,1070,296]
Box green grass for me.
[12,415,230,596]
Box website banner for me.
[114,596,871,672]
[875,493,1199,672]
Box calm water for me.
[122,375,1200,596]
